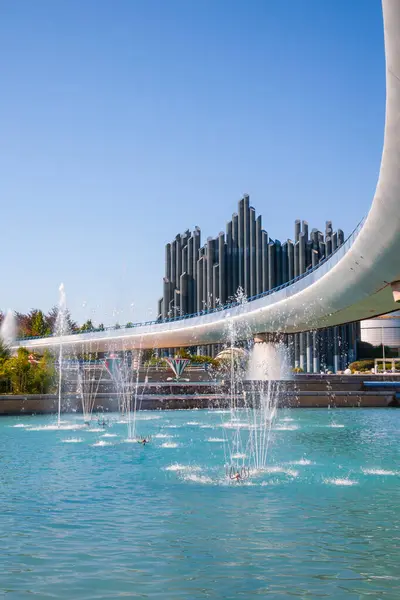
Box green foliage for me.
[190,355,220,368]
[209,358,221,369]
[0,340,11,393]
[349,358,398,373]
[175,348,191,359]
[78,321,106,334]
[144,353,220,369]
[14,306,78,338]
[0,339,10,360]
[349,359,375,372]
[144,357,167,368]
[30,310,51,337]
[3,348,31,393]
[190,354,210,363]
[79,319,94,332]
[142,349,156,363]
[78,352,101,362]
[31,351,56,394]
[0,348,55,394]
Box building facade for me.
[360,311,400,352]
[157,194,358,372]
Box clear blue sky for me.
[0,0,384,325]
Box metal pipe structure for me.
[256,216,262,295]
[249,207,256,297]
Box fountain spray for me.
[0,310,17,347]
[55,283,67,427]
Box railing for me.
[16,217,365,343]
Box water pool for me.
[1,408,399,598]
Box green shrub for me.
[190,355,220,368]
[0,348,55,394]
[175,348,191,359]
[349,359,375,372]
[144,357,167,368]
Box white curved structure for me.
[12,0,400,353]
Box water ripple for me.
[0,409,399,599]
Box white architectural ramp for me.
[12,0,400,352]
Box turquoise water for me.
[1,408,399,599]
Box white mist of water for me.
[55,284,67,337]
[106,350,143,439]
[246,342,291,381]
[55,283,68,427]
[221,308,248,474]
[77,361,106,424]
[0,310,17,347]
[242,342,292,472]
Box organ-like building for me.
[157,194,358,372]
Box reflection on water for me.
[0,408,399,599]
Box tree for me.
[0,339,11,393]
[8,306,82,339]
[15,308,58,338]
[31,310,51,337]
[4,348,33,394]
[2,348,55,394]
[15,311,33,337]
[80,319,94,332]
[30,351,55,394]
